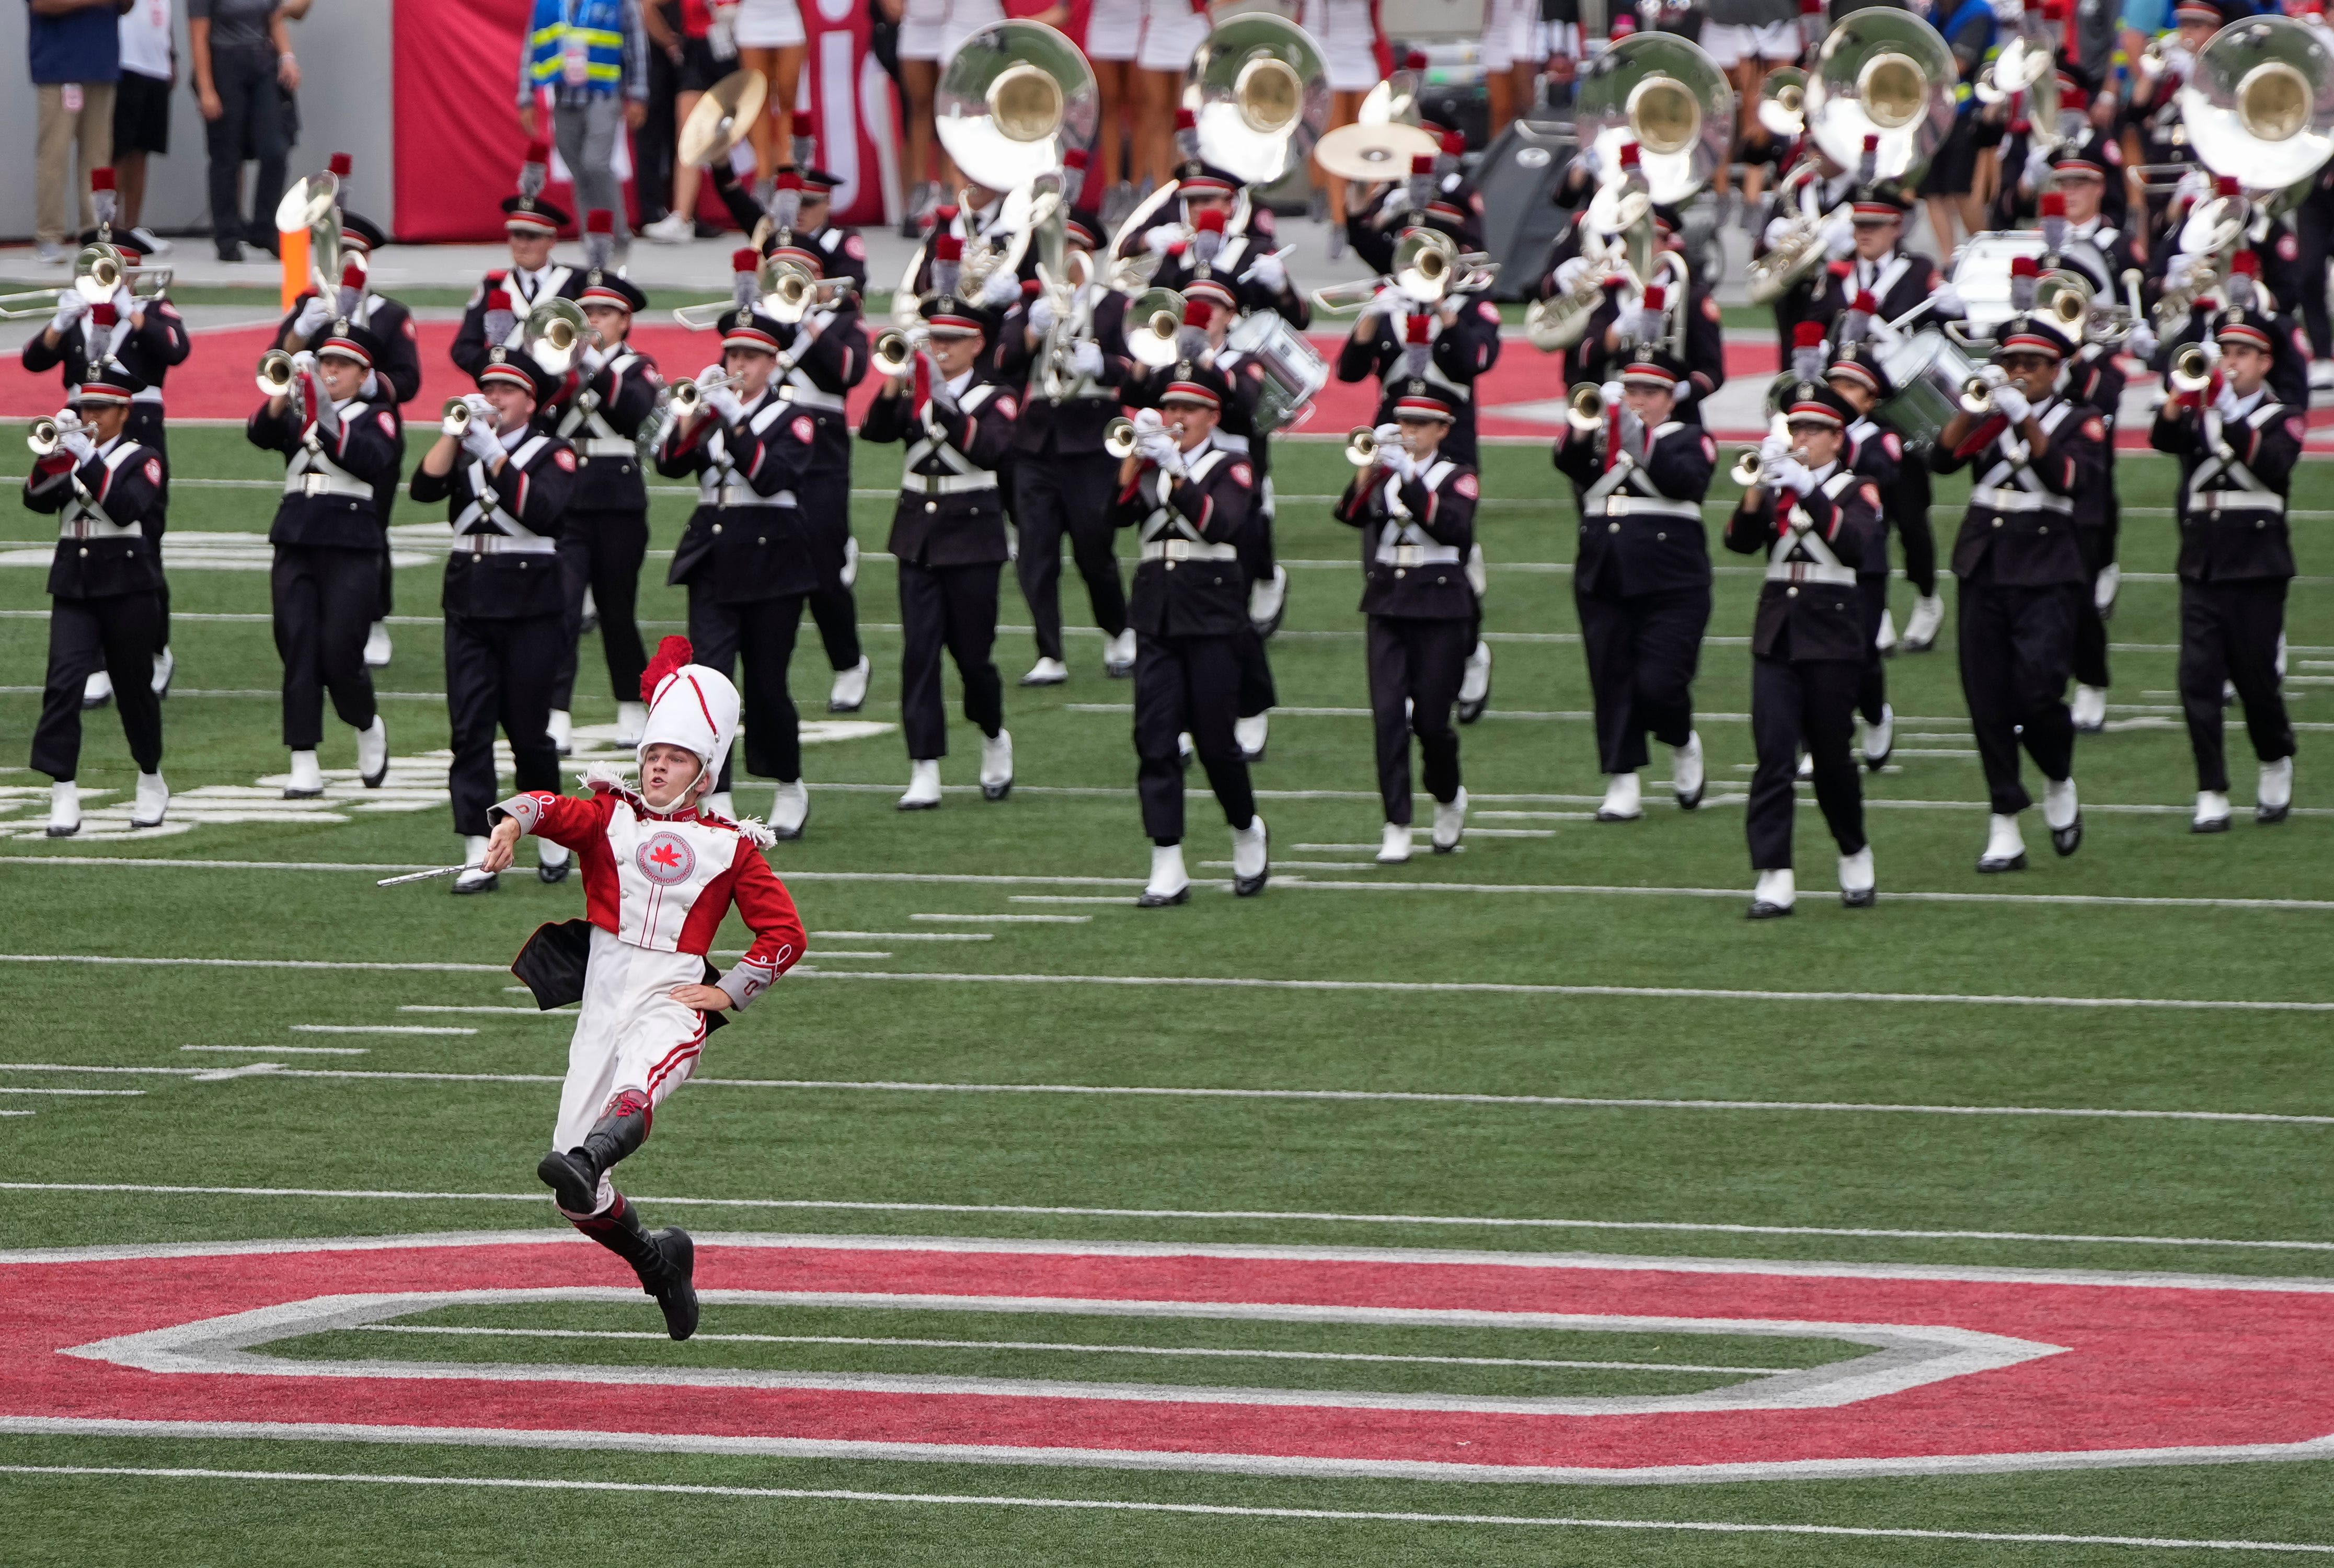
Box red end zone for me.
[3,1232,2331,1482]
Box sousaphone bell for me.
[1187,11,1331,186]
[935,20,1098,193]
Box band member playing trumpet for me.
[412,348,580,892]
[1344,136,1488,279]
[1333,389,1477,864]
[452,187,586,378]
[2148,307,2301,832]
[656,308,825,839]
[1554,207,1728,429]
[1725,383,1886,918]
[1111,366,1270,907]
[1551,351,1718,823]
[1825,335,1903,767]
[859,295,1019,811]
[248,324,402,802]
[22,364,170,838]
[1930,312,2107,872]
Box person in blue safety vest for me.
[516,0,651,263]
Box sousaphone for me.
[2181,12,2334,195]
[1186,11,1331,186]
[936,20,1098,193]
[1572,31,1734,207]
[1799,8,1957,181]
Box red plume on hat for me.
[329,152,353,179]
[520,140,551,200]
[640,637,695,705]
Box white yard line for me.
[794,932,994,942]
[289,1025,475,1036]
[911,913,1093,923]
[0,1087,140,1097]
[182,1044,369,1056]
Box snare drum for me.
[1877,328,1982,454]
[1223,310,1328,434]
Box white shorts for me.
[1479,0,1538,72]
[1087,0,1145,62]
[733,0,806,48]
[1304,0,1379,91]
[552,928,709,1215]
[899,0,999,63]
[1698,19,1799,67]
[1137,0,1209,74]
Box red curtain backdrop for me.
[392,0,899,243]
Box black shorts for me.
[675,36,729,94]
[113,70,172,156]
[1917,112,1982,199]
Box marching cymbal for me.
[1314,121,1438,184]
[680,68,769,168]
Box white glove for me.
[1991,383,2031,424]
[60,429,96,464]
[1132,406,1165,434]
[978,267,1021,309]
[1552,255,1593,294]
[441,402,469,436]
[578,342,608,377]
[1388,445,1419,480]
[1758,429,1791,466]
[1763,214,1795,250]
[1027,294,1057,336]
[1144,223,1182,256]
[1372,421,1403,450]
[49,292,88,335]
[1626,304,1663,342]
[293,294,332,338]
[1822,214,1855,259]
[2022,144,2053,192]
[1773,456,1818,497]
[1140,428,1185,476]
[304,371,340,434]
[705,385,747,423]
[1600,379,1625,410]
[290,350,318,376]
[460,414,503,463]
[2126,321,2159,361]
[464,392,493,421]
[1576,144,1603,184]
[1249,253,1287,293]
[2214,382,2246,421]
[1070,339,1105,379]
[110,281,138,321]
[1929,283,1964,318]
[360,370,383,400]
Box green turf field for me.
[0,425,2329,1564]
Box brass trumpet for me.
[2170,341,2219,395]
[1730,446,1765,486]
[27,415,63,457]
[1566,382,1606,432]
[257,349,296,398]
[1344,425,1381,466]
[668,368,743,417]
[441,397,474,436]
[871,326,929,380]
[1103,416,1137,459]
[1958,366,2008,416]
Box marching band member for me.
[1929,312,2107,872]
[1111,365,1271,906]
[859,294,1019,811]
[410,347,580,892]
[1824,336,1903,767]
[22,364,170,838]
[1556,207,1728,428]
[656,306,823,839]
[248,322,401,802]
[481,639,807,1341]
[997,195,1135,686]
[1343,135,1487,279]
[542,214,661,752]
[2148,306,2301,831]
[1757,142,1854,358]
[451,174,584,378]
[1552,350,1718,823]
[1805,181,1958,342]
[1333,389,1477,864]
[1725,382,1886,918]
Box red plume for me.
[640,636,695,704]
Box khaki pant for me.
[36,82,117,247]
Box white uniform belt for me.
[904,471,997,495]
[285,470,376,500]
[714,485,797,508]
[778,385,846,413]
[1766,557,1858,586]
[1141,539,1237,562]
[60,513,142,540]
[456,531,558,556]
[579,437,638,457]
[1375,543,1462,567]
[1971,485,2073,515]
[2189,486,2284,515]
[1599,495,1702,521]
[131,387,163,406]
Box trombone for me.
[1123,286,1188,368]
[0,242,174,321]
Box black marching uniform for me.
[1560,271,1727,429]
[2148,375,2301,807]
[765,253,873,696]
[451,213,588,380]
[1336,297,1503,468]
[1334,446,1478,828]
[22,397,167,787]
[409,367,581,841]
[2065,335,2129,706]
[1843,406,1903,737]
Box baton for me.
[375,864,470,887]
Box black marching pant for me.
[1234,625,1278,720]
[1857,573,1889,725]
[1134,630,1255,845]
[689,590,808,790]
[1013,454,1127,661]
[33,592,163,781]
[898,559,1003,760]
[374,480,398,622]
[444,610,564,838]
[2074,524,2114,691]
[1367,615,1468,824]
[550,507,650,711]
[1576,584,1711,774]
[1893,468,1937,597]
[271,544,379,749]
[1237,498,1277,592]
[2180,578,2295,792]
[1957,578,2079,815]
[1748,655,1866,871]
[800,467,863,673]
[2297,186,2334,360]
[203,43,289,252]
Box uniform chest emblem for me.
[636,831,697,884]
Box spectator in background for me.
[637,0,680,224]
[733,0,806,193]
[189,0,297,262]
[28,0,130,266]
[1700,0,1801,227]
[641,0,727,243]
[518,0,651,258]
[112,0,173,252]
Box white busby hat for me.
[637,636,741,793]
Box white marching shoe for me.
[1456,639,1492,724]
[2071,684,2108,733]
[1137,843,1191,907]
[2044,776,2083,856]
[1248,562,1289,636]
[2314,359,2334,391]
[769,779,810,839]
[1796,750,1814,779]
[356,717,389,788]
[1672,732,1705,809]
[1235,713,1269,763]
[131,770,169,828]
[898,758,943,811]
[363,621,393,668]
[151,646,174,697]
[547,710,574,756]
[1432,786,1468,854]
[1901,593,1945,652]
[2259,756,2294,824]
[81,670,112,710]
[840,534,860,589]
[452,834,498,895]
[1875,608,1899,655]
[537,838,572,883]
[613,700,648,746]
[2094,562,2121,617]
[1231,814,1270,896]
[701,790,735,822]
[1376,821,1413,864]
[1861,702,1894,771]
[1979,812,2028,873]
[283,750,325,799]
[980,730,1014,801]
[1596,771,1643,822]
[2192,789,2233,834]
[1019,657,1068,687]
[827,656,870,713]
[45,780,79,838]
[1103,628,1137,677]
[1747,867,1796,919]
[1839,846,1876,908]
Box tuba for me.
[274,172,347,300]
[1187,11,1331,186]
[936,20,1098,193]
[521,297,592,377]
[2180,14,2334,194]
[678,68,769,168]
